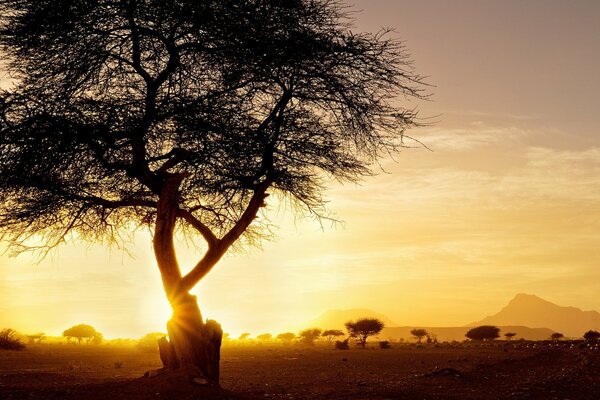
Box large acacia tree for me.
[0,0,424,384]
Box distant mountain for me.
[307,309,397,330]
[470,293,600,338]
[381,326,554,342]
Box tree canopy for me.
[465,325,500,341]
[345,318,384,348]
[299,328,322,345]
[0,0,424,269]
[410,328,428,343]
[62,324,103,344]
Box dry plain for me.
[1,342,599,400]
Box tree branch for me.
[176,209,218,250]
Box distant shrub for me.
[0,328,25,350]
[465,325,500,341]
[379,340,391,349]
[335,339,350,350]
[584,330,600,342]
[504,332,516,341]
[550,332,564,341]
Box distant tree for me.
[222,333,231,342]
[550,332,564,342]
[465,326,500,341]
[238,333,251,341]
[299,328,323,346]
[137,332,167,351]
[345,318,385,348]
[62,324,102,344]
[276,332,296,343]
[504,332,517,341]
[26,333,46,344]
[410,328,428,343]
[256,333,272,342]
[0,0,424,385]
[322,329,345,342]
[0,328,25,350]
[584,330,600,342]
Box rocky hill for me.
[470,293,600,338]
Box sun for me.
[140,295,173,335]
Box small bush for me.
[335,339,350,350]
[379,340,391,349]
[0,328,25,350]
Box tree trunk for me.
[158,292,223,385]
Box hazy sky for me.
[1,1,600,338]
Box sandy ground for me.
[1,342,599,399]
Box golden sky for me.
[1,1,600,339]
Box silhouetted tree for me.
[550,332,563,342]
[256,333,272,341]
[26,333,46,344]
[276,332,296,343]
[238,333,251,341]
[0,328,25,350]
[62,324,102,344]
[504,332,516,341]
[584,330,600,342]
[465,326,500,341]
[345,318,385,348]
[0,0,424,384]
[410,328,428,343]
[322,329,344,342]
[299,328,322,346]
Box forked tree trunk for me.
[158,293,223,385]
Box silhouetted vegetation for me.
[345,318,385,348]
[466,326,500,341]
[63,324,103,344]
[504,332,516,341]
[239,333,251,341]
[551,332,564,341]
[299,329,323,346]
[256,333,272,342]
[584,330,600,342]
[379,340,391,349]
[322,329,345,342]
[26,333,46,344]
[335,339,350,350]
[276,332,296,343]
[411,328,428,343]
[0,328,25,350]
[0,0,423,383]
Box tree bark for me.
[152,175,223,385]
[159,293,223,385]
